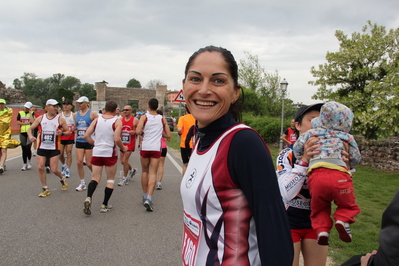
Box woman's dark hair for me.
[184,45,243,122]
[156,109,163,116]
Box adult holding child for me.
[277,103,333,266]
[180,46,293,265]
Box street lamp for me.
[279,78,289,151]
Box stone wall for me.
[356,136,399,171]
[95,82,166,111]
[0,88,25,103]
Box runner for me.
[75,96,98,191]
[27,99,71,197]
[82,100,126,215]
[0,99,20,173]
[136,98,171,212]
[117,105,139,186]
[59,100,76,178]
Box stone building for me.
[95,82,167,111]
[0,82,26,104]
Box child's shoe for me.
[335,220,352,242]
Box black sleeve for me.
[228,129,294,266]
[17,113,21,121]
[373,190,399,266]
[284,128,289,135]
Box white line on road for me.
[167,152,182,174]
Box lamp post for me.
[279,78,288,151]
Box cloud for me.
[1,0,399,104]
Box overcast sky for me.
[1,0,398,104]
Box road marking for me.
[167,153,182,174]
[7,155,21,161]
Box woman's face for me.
[183,51,239,128]
[295,110,320,134]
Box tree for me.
[61,76,81,91]
[146,79,165,90]
[310,21,399,139]
[126,78,142,88]
[241,87,267,116]
[79,83,96,100]
[238,52,296,118]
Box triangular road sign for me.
[174,90,185,102]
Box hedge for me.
[242,114,291,144]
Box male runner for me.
[82,100,126,214]
[27,99,71,197]
[59,100,76,178]
[75,96,98,191]
[117,105,139,186]
[136,98,171,212]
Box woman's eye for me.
[214,78,225,84]
[189,77,201,82]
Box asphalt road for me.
[1,144,184,266]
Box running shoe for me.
[33,150,37,157]
[21,164,27,171]
[76,183,86,191]
[117,177,127,186]
[83,197,91,215]
[143,199,154,212]
[27,161,32,170]
[45,166,51,173]
[61,165,66,176]
[129,168,137,179]
[38,189,51,198]
[0,166,4,174]
[317,232,330,246]
[65,168,70,178]
[156,183,162,190]
[126,168,137,184]
[100,205,113,213]
[60,179,68,190]
[142,196,146,205]
[335,221,352,243]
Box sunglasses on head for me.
[122,109,132,111]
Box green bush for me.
[242,114,291,144]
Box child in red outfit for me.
[293,101,361,245]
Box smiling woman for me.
[179,46,294,266]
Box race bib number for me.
[42,131,55,144]
[21,118,30,123]
[76,127,87,139]
[182,211,202,266]
[121,132,131,144]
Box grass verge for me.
[269,146,399,265]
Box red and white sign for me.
[174,90,186,102]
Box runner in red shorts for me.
[136,98,170,212]
[82,100,126,215]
